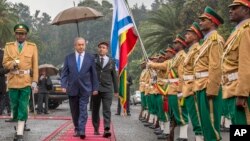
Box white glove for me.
[31,82,37,89]
[177,93,183,99]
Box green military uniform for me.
[139,68,150,119]
[155,65,168,123]
[222,0,250,125]
[147,56,159,125]
[194,7,224,141]
[182,22,203,138]
[153,48,177,139]
[149,35,189,140]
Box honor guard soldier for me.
[222,0,250,125]
[139,61,148,121]
[155,48,176,140]
[148,34,189,141]
[144,55,159,128]
[194,6,224,141]
[3,24,38,141]
[183,22,204,141]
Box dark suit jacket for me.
[0,49,9,93]
[38,76,51,93]
[94,55,118,93]
[61,52,98,96]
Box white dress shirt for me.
[99,55,109,68]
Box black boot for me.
[176,138,188,141]
[157,133,169,140]
[154,130,163,135]
[24,124,30,132]
[13,135,24,141]
[144,122,153,127]
[5,119,16,122]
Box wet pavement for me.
[0,98,229,141]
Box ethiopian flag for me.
[111,0,138,113]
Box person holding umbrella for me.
[37,69,52,114]
[3,23,38,141]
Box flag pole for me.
[123,0,157,79]
[123,0,149,61]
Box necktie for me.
[18,44,23,53]
[77,54,81,72]
[100,57,104,68]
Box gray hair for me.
[74,37,85,45]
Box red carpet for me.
[1,115,116,141]
[0,115,72,120]
[42,118,116,141]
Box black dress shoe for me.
[80,135,86,139]
[221,127,230,132]
[139,117,145,121]
[127,113,131,116]
[175,138,188,141]
[5,119,15,122]
[157,133,169,140]
[103,130,111,138]
[94,130,100,135]
[149,124,157,129]
[115,113,120,115]
[24,126,30,131]
[144,122,153,127]
[73,131,80,137]
[13,135,24,141]
[154,130,163,135]
[154,127,161,131]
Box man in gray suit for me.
[92,42,118,138]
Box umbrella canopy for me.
[51,6,103,36]
[39,64,59,76]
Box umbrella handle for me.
[76,22,80,37]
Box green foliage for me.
[0,0,237,92]
[0,0,17,47]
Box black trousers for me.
[117,91,130,114]
[92,92,112,131]
[37,93,49,113]
[0,92,11,115]
[69,95,89,135]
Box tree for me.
[0,0,17,47]
[142,4,181,54]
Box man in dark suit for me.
[61,37,98,140]
[116,75,133,116]
[0,48,9,115]
[92,42,118,138]
[37,70,52,114]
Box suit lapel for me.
[70,53,78,73]
[96,56,102,68]
[80,53,88,72]
[103,57,111,69]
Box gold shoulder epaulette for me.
[5,42,15,45]
[211,33,218,41]
[243,22,250,28]
[27,42,36,46]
